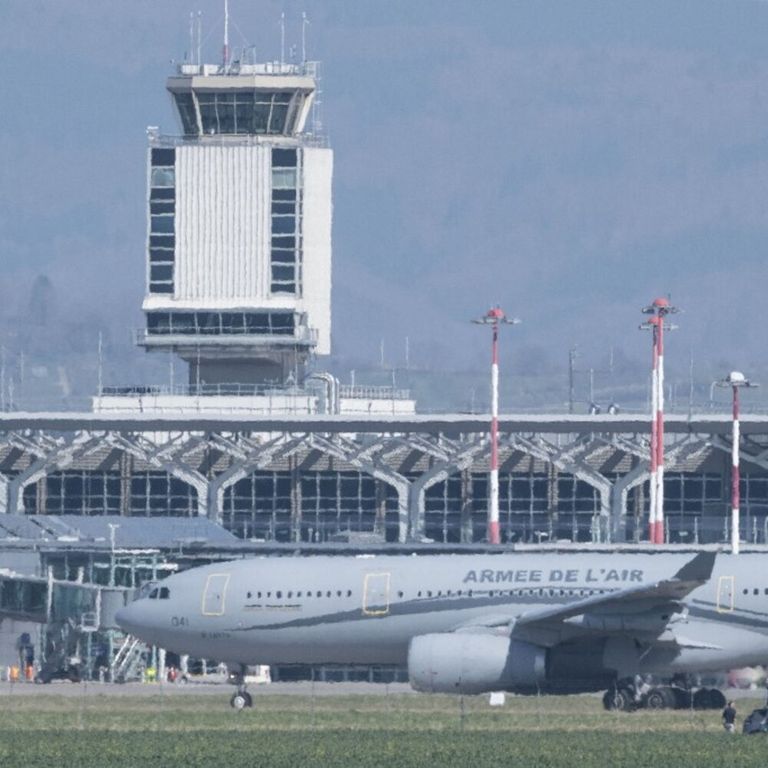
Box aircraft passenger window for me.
[457,590,462,596]
[427,591,432,598]
[316,591,322,597]
[267,592,272,598]
[743,589,749,595]
[326,591,331,598]
[159,587,170,600]
[337,591,342,597]
[489,591,494,597]
[247,592,252,599]
[347,590,352,597]
[276,591,282,599]
[755,589,760,596]
[397,591,403,598]
[257,592,262,598]
[296,591,302,598]
[149,588,159,599]
[468,590,473,597]
[418,591,422,597]
[765,589,768,595]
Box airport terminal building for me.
[3,45,768,682]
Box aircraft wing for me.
[507,551,717,647]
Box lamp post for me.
[639,297,679,544]
[715,371,758,554]
[473,307,520,544]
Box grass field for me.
[0,688,766,767]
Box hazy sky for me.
[2,0,768,382]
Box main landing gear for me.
[603,676,726,712]
[229,665,253,711]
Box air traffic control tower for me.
[138,57,332,389]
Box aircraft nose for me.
[115,604,141,634]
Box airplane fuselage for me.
[116,550,768,691]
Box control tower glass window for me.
[173,93,198,135]
[145,311,298,338]
[270,148,301,295]
[148,148,175,295]
[195,90,293,135]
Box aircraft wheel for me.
[230,691,253,711]
[645,687,676,710]
[603,688,632,711]
[706,689,726,710]
[692,689,708,709]
[645,688,668,710]
[672,687,693,709]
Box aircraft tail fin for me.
[672,551,716,584]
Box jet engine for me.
[408,633,546,695]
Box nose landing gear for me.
[228,665,253,710]
[230,690,253,710]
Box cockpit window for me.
[149,588,159,599]
[159,587,170,600]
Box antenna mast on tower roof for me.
[223,0,230,69]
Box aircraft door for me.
[201,573,230,616]
[363,572,390,616]
[716,575,735,613]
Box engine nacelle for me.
[408,633,546,695]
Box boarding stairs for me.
[110,634,146,683]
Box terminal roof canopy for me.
[0,515,239,549]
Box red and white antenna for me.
[640,297,679,544]
[716,371,758,554]
[473,306,520,545]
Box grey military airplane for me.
[115,549,768,710]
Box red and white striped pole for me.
[473,307,520,545]
[641,298,678,544]
[648,317,659,544]
[490,317,501,545]
[716,371,758,555]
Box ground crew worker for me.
[722,700,737,733]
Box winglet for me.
[672,551,716,583]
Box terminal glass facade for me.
[221,471,400,542]
[23,471,197,517]
[10,443,768,545]
[424,472,600,544]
